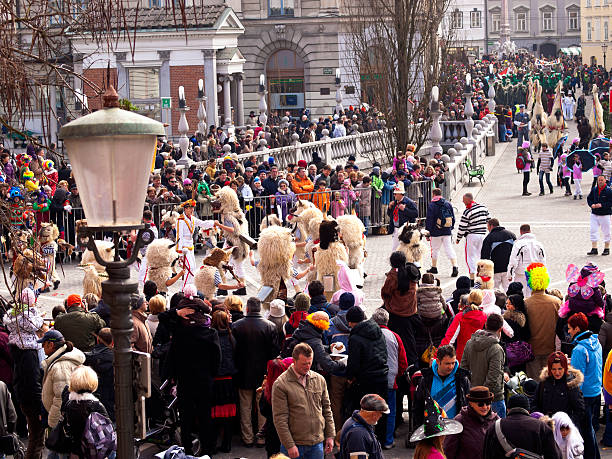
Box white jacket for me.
[507,233,546,279]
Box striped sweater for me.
[456,203,490,240]
[538,149,554,173]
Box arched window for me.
[266,50,305,115]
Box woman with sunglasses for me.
[443,386,499,459]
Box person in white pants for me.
[425,188,458,277]
[455,193,490,280]
[586,175,612,256]
[507,224,546,298]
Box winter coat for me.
[387,197,418,233]
[346,319,388,385]
[84,343,114,421]
[339,410,384,459]
[535,366,585,428]
[381,269,417,317]
[414,315,450,366]
[450,276,472,314]
[292,320,345,375]
[291,175,314,196]
[525,292,561,356]
[131,310,153,354]
[414,362,471,426]
[272,366,335,449]
[323,312,350,376]
[357,186,372,218]
[507,233,546,280]
[9,345,41,410]
[91,300,111,326]
[61,389,109,458]
[380,326,408,390]
[425,198,455,237]
[231,312,280,389]
[0,330,13,387]
[0,380,16,437]
[4,307,44,350]
[483,407,562,459]
[54,305,106,352]
[416,285,446,319]
[587,184,612,216]
[444,405,499,459]
[502,310,530,343]
[570,330,603,398]
[41,344,86,427]
[309,295,339,317]
[599,311,612,359]
[480,226,516,273]
[441,307,487,361]
[216,329,237,377]
[460,329,505,401]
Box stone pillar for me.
[158,50,171,136]
[235,73,245,126]
[115,52,128,100]
[220,74,232,126]
[202,49,219,128]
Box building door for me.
[266,49,305,117]
[539,43,557,58]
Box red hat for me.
[297,160,308,168]
[67,294,82,308]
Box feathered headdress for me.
[525,263,549,291]
[180,199,196,208]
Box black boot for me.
[427,267,438,274]
[603,248,610,256]
[587,248,598,256]
[234,287,247,296]
[451,266,459,277]
[217,289,228,296]
[53,280,60,290]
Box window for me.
[492,13,501,32]
[516,11,527,32]
[128,68,159,100]
[149,0,161,6]
[586,0,591,6]
[588,21,592,40]
[542,11,553,31]
[470,10,482,28]
[606,22,609,41]
[568,10,580,30]
[451,10,463,28]
[268,0,294,16]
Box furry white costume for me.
[475,259,494,290]
[194,247,234,300]
[397,223,429,268]
[336,214,366,281]
[314,220,349,298]
[546,80,565,149]
[526,79,535,115]
[82,264,102,298]
[257,226,297,301]
[81,240,115,274]
[530,80,548,151]
[591,84,605,137]
[176,202,215,288]
[288,200,323,263]
[38,223,59,288]
[145,238,180,294]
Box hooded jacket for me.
[381,269,417,317]
[460,329,505,401]
[346,319,388,384]
[54,305,106,352]
[535,366,585,427]
[507,233,546,279]
[42,344,86,427]
[444,405,499,459]
[292,320,345,375]
[441,307,487,361]
[84,343,115,421]
[480,226,516,273]
[570,330,603,398]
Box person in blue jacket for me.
[425,188,458,277]
[569,312,602,459]
[387,182,418,251]
[339,394,387,459]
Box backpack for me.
[515,151,527,171]
[435,201,453,229]
[81,411,116,459]
[494,419,543,459]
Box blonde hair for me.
[148,295,166,315]
[82,293,99,310]
[58,180,69,189]
[468,289,483,307]
[224,295,243,312]
[69,366,98,393]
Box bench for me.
[464,158,485,185]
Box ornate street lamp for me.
[603,43,608,70]
[335,68,344,113]
[59,85,163,459]
[464,73,475,142]
[430,86,443,155]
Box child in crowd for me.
[552,412,584,459]
[572,154,583,199]
[331,191,346,218]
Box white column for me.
[235,73,245,126]
[221,75,232,126]
[202,49,219,128]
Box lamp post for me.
[430,86,443,155]
[335,68,344,113]
[59,85,163,459]
[603,43,608,70]
[464,73,475,142]
[177,86,190,166]
[258,74,268,127]
[197,78,207,140]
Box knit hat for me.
[346,306,365,323]
[507,394,530,411]
[506,282,524,297]
[298,160,308,168]
[67,294,82,308]
[339,292,355,311]
[294,293,310,312]
[278,179,289,187]
[269,299,286,318]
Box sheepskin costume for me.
[260,214,282,232]
[314,220,348,298]
[288,200,322,261]
[13,248,46,294]
[81,264,102,298]
[337,215,366,279]
[145,238,179,294]
[591,84,605,137]
[546,81,565,149]
[257,226,296,301]
[397,223,428,268]
[38,222,59,285]
[530,80,548,151]
[194,247,234,300]
[526,79,535,115]
[475,259,494,290]
[81,240,115,274]
[215,186,249,263]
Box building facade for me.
[445,0,487,59]
[486,0,580,57]
[581,0,612,66]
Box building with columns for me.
[581,0,612,66]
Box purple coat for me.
[444,405,499,459]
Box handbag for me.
[45,416,73,454]
[0,387,24,455]
[506,340,535,368]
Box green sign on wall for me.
[161,97,171,109]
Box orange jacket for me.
[311,189,331,213]
[291,175,314,198]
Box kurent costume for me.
[315,220,349,299]
[38,223,59,288]
[145,238,180,295]
[176,200,215,288]
[256,225,297,303]
[194,247,234,300]
[135,222,158,286]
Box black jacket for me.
[346,319,388,384]
[308,295,339,317]
[587,184,612,216]
[483,408,562,459]
[9,345,41,409]
[501,310,530,344]
[387,197,418,233]
[61,388,109,458]
[292,320,345,375]
[534,367,585,428]
[480,226,516,273]
[84,343,114,421]
[414,365,471,426]
[339,411,384,459]
[216,330,237,377]
[232,313,280,389]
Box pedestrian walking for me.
[425,188,458,277]
[538,143,554,196]
[456,193,490,281]
[480,218,516,291]
[507,224,546,298]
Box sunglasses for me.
[476,401,492,407]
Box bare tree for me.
[341,0,454,163]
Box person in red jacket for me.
[441,289,487,361]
